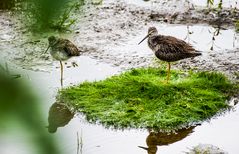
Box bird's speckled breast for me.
[50,48,69,61]
[154,51,187,62]
[148,36,187,62]
[148,36,161,53]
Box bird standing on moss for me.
[138,27,201,83]
[44,36,81,87]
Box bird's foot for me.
[72,62,78,67]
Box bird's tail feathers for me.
[194,50,202,56]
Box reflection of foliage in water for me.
[0,64,60,154]
[208,25,226,51]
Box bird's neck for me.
[50,40,59,48]
[148,36,157,49]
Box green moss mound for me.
[58,68,238,131]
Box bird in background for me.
[138,27,201,83]
[44,36,81,87]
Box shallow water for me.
[1,55,239,154]
[0,56,120,154]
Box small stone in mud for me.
[186,144,228,154]
[233,98,239,106]
[72,62,78,67]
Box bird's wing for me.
[60,39,80,56]
[154,35,196,54]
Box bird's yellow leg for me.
[166,62,171,83]
[60,61,63,87]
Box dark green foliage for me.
[218,0,223,9]
[0,0,20,10]
[207,0,222,9]
[0,65,60,154]
[236,20,239,33]
[207,0,214,6]
[24,0,85,32]
[58,68,238,131]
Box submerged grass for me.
[58,68,238,131]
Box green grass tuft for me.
[58,68,238,131]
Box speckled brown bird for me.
[138,27,201,83]
[44,36,80,87]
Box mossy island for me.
[57,68,238,131]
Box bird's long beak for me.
[138,146,148,150]
[138,34,149,45]
[43,45,50,54]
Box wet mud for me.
[75,0,239,81]
[1,0,238,81]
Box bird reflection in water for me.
[139,126,197,154]
[47,102,74,133]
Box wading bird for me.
[44,36,81,87]
[138,27,201,83]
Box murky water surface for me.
[2,55,238,154]
[3,60,237,154]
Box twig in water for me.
[77,130,83,154]
[77,132,79,154]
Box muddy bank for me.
[107,0,239,27]
[0,0,238,80]
[74,1,239,80]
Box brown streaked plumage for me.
[139,27,201,83]
[44,36,81,87]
